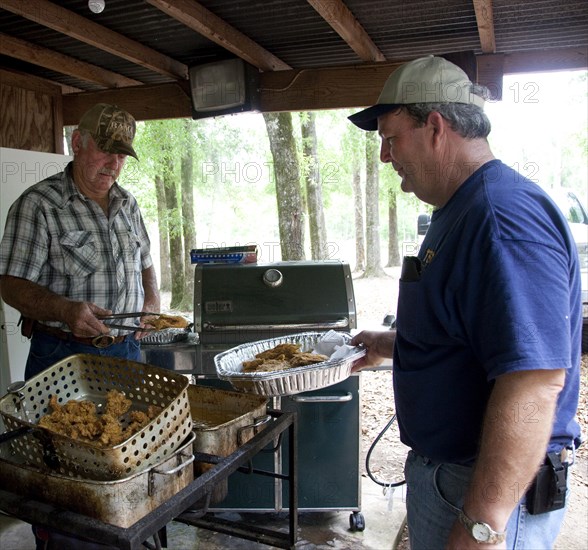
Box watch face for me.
[472,523,491,541]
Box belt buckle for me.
[92,334,115,348]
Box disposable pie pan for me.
[214,332,365,396]
[141,326,191,345]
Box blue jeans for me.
[25,330,141,380]
[404,450,568,549]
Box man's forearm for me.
[141,266,160,312]
[0,275,71,321]
[462,368,565,530]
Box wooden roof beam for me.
[0,0,188,80]
[472,0,497,54]
[307,0,386,62]
[0,33,141,88]
[146,0,291,72]
[62,48,588,123]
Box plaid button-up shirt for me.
[0,162,153,333]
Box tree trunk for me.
[179,134,196,311]
[364,131,386,277]
[263,112,305,261]
[352,144,365,272]
[386,188,401,267]
[163,156,185,309]
[300,112,328,260]
[155,175,171,292]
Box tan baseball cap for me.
[78,103,138,159]
[348,56,485,131]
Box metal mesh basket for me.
[0,354,192,480]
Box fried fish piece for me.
[252,359,293,372]
[242,358,265,372]
[288,352,329,367]
[145,314,190,330]
[105,389,132,417]
[38,390,158,447]
[256,343,300,360]
[240,341,333,373]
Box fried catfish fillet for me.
[240,343,329,373]
[144,314,190,330]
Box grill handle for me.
[203,318,350,331]
[290,392,353,403]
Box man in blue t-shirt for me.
[349,56,582,549]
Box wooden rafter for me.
[307,0,386,62]
[146,0,291,72]
[61,47,587,122]
[0,0,188,80]
[472,0,496,54]
[0,33,141,88]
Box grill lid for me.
[194,261,356,335]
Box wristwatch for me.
[458,510,506,544]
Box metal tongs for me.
[98,311,160,331]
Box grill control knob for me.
[263,268,283,288]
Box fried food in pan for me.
[144,314,190,331]
[38,390,162,447]
[241,343,329,373]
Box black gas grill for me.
[194,260,357,371]
[143,260,365,528]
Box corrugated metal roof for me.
[0,0,586,96]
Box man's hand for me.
[62,301,112,337]
[0,275,112,337]
[350,330,395,372]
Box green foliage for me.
[119,70,587,270]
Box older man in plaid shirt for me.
[0,103,160,382]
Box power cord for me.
[365,313,405,488]
[365,413,406,488]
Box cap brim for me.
[348,104,401,131]
[94,135,139,160]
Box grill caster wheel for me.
[349,511,365,531]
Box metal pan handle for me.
[149,450,195,496]
[290,392,353,403]
[237,414,272,446]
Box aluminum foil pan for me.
[141,327,191,345]
[214,332,365,396]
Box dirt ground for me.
[352,270,588,550]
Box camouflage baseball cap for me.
[78,103,138,160]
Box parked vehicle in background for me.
[416,188,588,351]
[549,189,588,352]
[549,189,588,297]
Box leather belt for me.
[34,323,128,349]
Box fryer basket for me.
[0,354,192,480]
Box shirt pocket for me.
[123,231,142,272]
[59,231,97,277]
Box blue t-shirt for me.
[393,160,582,464]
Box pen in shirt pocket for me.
[401,256,421,282]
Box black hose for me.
[365,413,406,488]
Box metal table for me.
[0,410,297,550]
